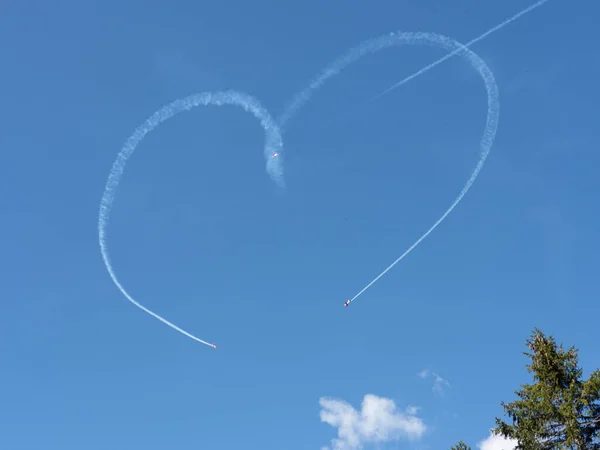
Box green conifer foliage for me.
[493,328,600,449]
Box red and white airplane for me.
[344,299,351,307]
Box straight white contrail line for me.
[280,0,551,134]
[371,0,552,101]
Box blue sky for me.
[1,0,599,449]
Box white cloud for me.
[418,369,450,394]
[405,405,420,415]
[432,373,450,394]
[477,431,517,450]
[319,394,426,450]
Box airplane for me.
[344,299,350,307]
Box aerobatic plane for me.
[344,299,350,307]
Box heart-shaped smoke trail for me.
[98,0,551,347]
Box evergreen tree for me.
[493,328,600,449]
[450,440,472,450]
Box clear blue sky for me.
[1,0,598,449]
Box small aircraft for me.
[344,299,351,307]
[271,152,279,158]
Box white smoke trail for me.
[98,91,283,347]
[278,33,499,305]
[98,0,551,344]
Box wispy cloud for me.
[477,431,517,450]
[418,369,451,394]
[432,373,450,394]
[319,394,426,450]
[405,405,421,415]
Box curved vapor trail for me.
[98,91,283,348]
[279,33,499,305]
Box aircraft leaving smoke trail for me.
[279,33,499,306]
[278,0,551,306]
[98,91,283,348]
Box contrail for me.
[98,91,283,348]
[280,0,550,131]
[279,33,499,306]
[371,0,552,101]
